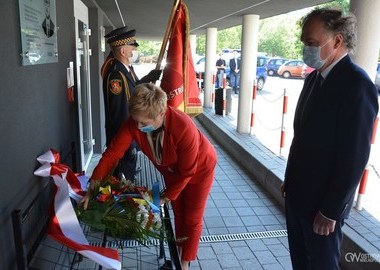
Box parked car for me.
[195,54,267,91]
[277,60,305,78]
[301,64,315,78]
[255,54,268,90]
[266,57,288,76]
[375,62,380,92]
[195,56,206,75]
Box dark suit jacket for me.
[284,55,378,221]
[229,58,241,74]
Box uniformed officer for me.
[101,26,161,180]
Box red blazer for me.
[91,106,217,200]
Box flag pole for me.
[155,0,181,70]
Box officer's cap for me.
[105,26,139,47]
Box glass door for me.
[74,0,93,171]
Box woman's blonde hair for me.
[129,83,168,119]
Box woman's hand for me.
[80,179,96,210]
[160,195,171,206]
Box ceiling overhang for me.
[86,0,332,41]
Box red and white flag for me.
[160,0,202,116]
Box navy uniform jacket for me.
[102,58,138,145]
[284,55,378,221]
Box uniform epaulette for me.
[101,57,115,79]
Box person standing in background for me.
[229,50,241,94]
[282,8,378,270]
[215,53,226,88]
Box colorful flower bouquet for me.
[75,175,163,244]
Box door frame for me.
[74,0,93,172]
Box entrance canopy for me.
[85,0,331,40]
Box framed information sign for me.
[18,0,58,65]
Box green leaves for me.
[75,176,164,244]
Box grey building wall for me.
[0,1,80,268]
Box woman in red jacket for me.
[83,83,217,269]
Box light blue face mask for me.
[303,39,332,69]
[303,46,325,69]
[139,125,157,133]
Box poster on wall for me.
[18,0,58,66]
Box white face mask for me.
[302,39,332,69]
[128,50,138,64]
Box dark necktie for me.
[129,65,138,82]
[298,73,323,123]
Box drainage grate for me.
[89,230,288,247]
[90,238,163,248]
[200,229,288,243]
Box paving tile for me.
[246,225,267,232]
[254,250,278,265]
[265,225,286,231]
[246,198,267,207]
[234,207,255,216]
[211,242,234,254]
[198,259,222,270]
[262,263,285,270]
[262,238,281,245]
[229,241,249,247]
[232,246,256,260]
[258,215,281,225]
[197,246,217,260]
[211,185,224,193]
[221,186,240,193]
[206,198,217,208]
[211,192,229,200]
[241,216,262,226]
[277,255,293,269]
[204,208,222,217]
[205,216,226,228]
[246,239,269,251]
[213,199,234,208]
[266,244,289,257]
[219,207,239,217]
[239,259,264,269]
[228,226,248,234]
[239,190,260,198]
[223,216,244,227]
[217,253,242,268]
[253,206,273,215]
[208,227,229,235]
[231,199,249,207]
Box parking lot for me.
[228,75,380,221]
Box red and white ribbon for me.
[36,149,86,202]
[34,149,121,270]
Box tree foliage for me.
[136,40,162,57]
[258,15,302,59]
[195,0,351,59]
[136,0,359,61]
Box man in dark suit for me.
[229,50,241,94]
[102,26,161,180]
[283,8,378,270]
